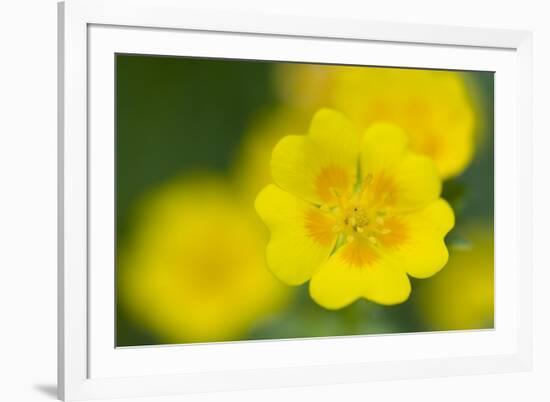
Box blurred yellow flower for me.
[118,177,289,343]
[417,224,494,330]
[255,109,454,310]
[275,64,476,179]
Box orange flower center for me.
[305,171,410,267]
[336,204,392,247]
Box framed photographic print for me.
[58,0,533,400]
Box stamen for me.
[368,236,378,246]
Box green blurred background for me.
[116,54,494,347]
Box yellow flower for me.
[255,109,454,309]
[417,224,494,330]
[118,176,288,344]
[276,65,476,179]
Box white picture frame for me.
[58,0,533,400]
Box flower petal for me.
[271,108,360,206]
[389,199,455,278]
[255,184,337,285]
[308,245,367,310]
[310,240,411,309]
[360,124,442,211]
[360,122,408,173]
[361,259,411,306]
[390,152,442,210]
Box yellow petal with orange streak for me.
[271,108,360,206]
[255,184,337,285]
[309,239,411,309]
[387,198,455,279]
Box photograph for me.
[115,55,494,347]
[2,0,544,400]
